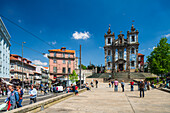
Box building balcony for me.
[48,56,75,60]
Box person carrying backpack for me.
[16,86,24,108]
[5,86,19,110]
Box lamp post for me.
[22,42,26,89]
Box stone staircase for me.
[87,72,157,83]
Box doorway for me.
[119,64,123,71]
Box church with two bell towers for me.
[104,24,140,73]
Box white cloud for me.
[164,33,170,38]
[148,48,152,50]
[48,41,57,45]
[99,47,103,49]
[51,41,57,45]
[72,31,90,40]
[153,47,157,49]
[32,60,47,66]
[18,19,21,23]
[139,49,146,52]
[43,54,48,59]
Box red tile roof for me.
[10,54,32,64]
[44,67,49,69]
[48,47,75,53]
[138,53,144,56]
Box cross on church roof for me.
[120,31,122,34]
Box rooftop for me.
[48,47,75,53]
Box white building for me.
[34,66,49,85]
[0,17,11,80]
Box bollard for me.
[41,104,44,111]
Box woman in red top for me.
[130,81,134,91]
[75,85,78,95]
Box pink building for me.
[48,47,76,81]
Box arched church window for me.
[131,61,135,67]
[120,38,122,44]
[108,62,110,67]
[108,38,111,44]
[131,48,135,54]
[131,36,135,42]
[108,50,111,55]
[119,51,123,59]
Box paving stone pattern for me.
[39,83,170,113]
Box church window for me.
[108,38,111,44]
[108,62,110,67]
[131,48,135,54]
[131,36,135,42]
[119,51,123,59]
[131,61,135,67]
[120,38,122,44]
[108,50,111,55]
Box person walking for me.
[147,81,150,90]
[95,80,98,88]
[121,80,125,92]
[29,85,37,104]
[139,80,145,98]
[151,81,154,88]
[111,80,114,88]
[40,83,44,94]
[75,85,79,95]
[114,79,119,92]
[144,80,147,91]
[109,81,111,88]
[90,81,94,88]
[6,86,11,111]
[130,81,134,91]
[5,86,19,110]
[16,86,24,108]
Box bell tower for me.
[127,22,139,72]
[104,25,115,73]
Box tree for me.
[147,37,170,76]
[69,70,78,84]
[87,64,95,69]
[78,64,87,69]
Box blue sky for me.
[0,0,170,66]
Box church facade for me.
[104,24,140,72]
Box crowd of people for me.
[0,85,38,111]
[108,79,153,98]
[66,84,79,95]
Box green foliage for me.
[78,64,87,69]
[69,70,78,84]
[147,37,170,76]
[87,64,95,69]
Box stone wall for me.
[75,69,93,83]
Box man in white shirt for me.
[29,85,37,104]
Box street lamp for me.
[22,42,26,89]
